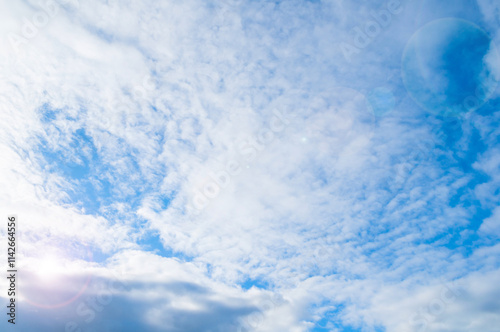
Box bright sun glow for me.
[35,254,64,281]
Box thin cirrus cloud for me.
[0,0,500,331]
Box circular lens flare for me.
[22,243,93,309]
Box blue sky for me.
[1,0,500,331]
